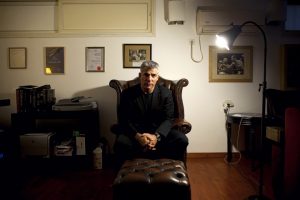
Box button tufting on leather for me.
[113,158,191,200]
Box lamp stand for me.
[246,21,269,200]
[216,21,270,199]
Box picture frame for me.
[123,44,152,68]
[9,47,27,69]
[209,46,253,82]
[44,47,65,75]
[85,47,105,72]
[280,44,300,90]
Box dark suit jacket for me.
[119,84,174,139]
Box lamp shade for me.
[215,25,242,50]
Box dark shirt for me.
[119,84,175,138]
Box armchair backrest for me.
[109,77,189,123]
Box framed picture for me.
[280,44,300,90]
[44,47,65,75]
[85,47,105,72]
[123,44,152,68]
[209,46,253,82]
[9,47,27,69]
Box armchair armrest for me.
[173,118,192,134]
[110,123,122,135]
[111,119,192,135]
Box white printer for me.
[52,97,97,111]
[20,132,55,158]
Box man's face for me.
[140,68,159,93]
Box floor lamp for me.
[215,21,269,200]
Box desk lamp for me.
[216,21,268,200]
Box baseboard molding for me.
[187,152,240,159]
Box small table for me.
[226,113,262,164]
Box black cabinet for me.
[11,109,100,167]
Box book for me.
[16,84,56,112]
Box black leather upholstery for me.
[113,158,191,200]
[109,77,192,163]
[109,77,192,135]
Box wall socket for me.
[223,100,234,108]
[222,100,234,114]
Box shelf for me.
[11,110,100,167]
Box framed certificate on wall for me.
[85,47,105,72]
[9,47,27,69]
[45,47,65,75]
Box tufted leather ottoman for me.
[112,158,191,200]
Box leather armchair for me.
[265,89,300,199]
[283,107,300,199]
[109,77,192,161]
[109,77,191,134]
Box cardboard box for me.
[76,135,86,155]
[266,126,283,143]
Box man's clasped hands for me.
[135,133,158,151]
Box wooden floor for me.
[187,156,274,200]
[1,155,275,200]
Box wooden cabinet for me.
[0,0,154,37]
[11,109,100,167]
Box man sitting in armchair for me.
[113,60,189,167]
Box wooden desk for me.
[226,113,261,163]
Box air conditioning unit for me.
[196,6,266,34]
[164,0,185,25]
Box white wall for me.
[0,0,297,153]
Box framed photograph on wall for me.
[44,47,65,75]
[85,47,105,72]
[9,47,27,69]
[123,44,152,68]
[209,46,253,82]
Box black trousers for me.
[113,129,188,168]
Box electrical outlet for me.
[222,100,234,114]
[223,100,234,108]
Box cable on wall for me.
[223,117,243,165]
[222,102,243,165]
[190,34,203,63]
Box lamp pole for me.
[216,21,268,200]
[240,21,268,200]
